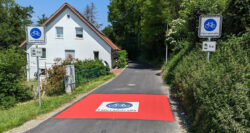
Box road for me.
[27,61,181,133]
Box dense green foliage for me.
[167,32,250,133]
[0,0,33,48]
[117,50,128,68]
[45,59,110,96]
[160,0,250,132]
[73,59,110,75]
[162,41,191,84]
[0,0,34,109]
[106,0,183,63]
[0,48,33,109]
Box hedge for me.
[117,50,128,68]
[163,32,250,132]
[162,41,192,84]
[0,48,33,109]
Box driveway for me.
[26,61,181,133]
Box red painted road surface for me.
[54,94,174,121]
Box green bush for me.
[117,50,128,68]
[164,32,250,132]
[0,48,33,109]
[45,59,110,96]
[162,41,191,84]
[73,59,110,75]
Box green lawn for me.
[0,74,115,133]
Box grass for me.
[0,74,115,133]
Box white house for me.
[19,3,120,80]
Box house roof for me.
[19,3,120,50]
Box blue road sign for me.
[204,19,217,31]
[106,102,133,109]
[30,28,42,39]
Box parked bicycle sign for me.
[26,26,45,44]
[198,15,222,38]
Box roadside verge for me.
[1,73,118,133]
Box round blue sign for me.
[30,28,42,39]
[204,19,217,31]
[106,102,133,109]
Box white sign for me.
[26,26,45,44]
[202,41,216,52]
[96,102,139,112]
[198,15,222,38]
[31,48,43,57]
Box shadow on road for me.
[127,60,158,70]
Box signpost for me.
[26,25,45,107]
[198,15,222,62]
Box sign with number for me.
[202,41,216,52]
[198,15,222,38]
[31,48,43,57]
[26,26,45,44]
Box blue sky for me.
[16,0,111,30]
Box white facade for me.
[26,8,115,80]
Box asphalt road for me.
[27,61,181,133]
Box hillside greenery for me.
[106,0,250,132]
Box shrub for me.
[117,50,128,68]
[0,48,33,109]
[165,32,250,132]
[45,58,66,96]
[45,58,110,95]
[73,59,109,74]
[162,41,191,84]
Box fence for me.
[75,67,102,87]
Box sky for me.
[15,0,111,30]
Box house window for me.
[65,50,75,59]
[56,27,63,38]
[94,51,99,60]
[41,48,46,58]
[75,27,83,38]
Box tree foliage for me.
[0,0,33,48]
[37,14,48,24]
[0,48,33,109]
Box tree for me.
[37,14,48,24]
[82,2,102,29]
[139,0,169,61]
[0,0,33,48]
[223,0,250,35]
[108,0,143,59]
[102,25,116,44]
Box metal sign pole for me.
[27,25,45,107]
[166,24,169,64]
[36,44,41,107]
[166,44,168,64]
[207,37,211,62]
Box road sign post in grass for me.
[26,25,45,107]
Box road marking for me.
[54,94,174,121]
[127,83,136,86]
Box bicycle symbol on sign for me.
[204,19,217,31]
[30,28,42,39]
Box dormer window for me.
[75,27,83,38]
